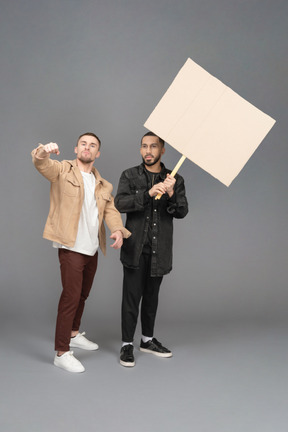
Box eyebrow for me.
[80,140,98,145]
[141,142,159,146]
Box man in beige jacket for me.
[32,133,130,373]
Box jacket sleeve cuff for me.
[32,145,51,166]
[111,226,131,239]
[166,194,177,213]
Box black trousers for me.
[121,253,163,342]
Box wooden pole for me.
[155,154,186,200]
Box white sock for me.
[142,335,153,343]
[122,342,133,347]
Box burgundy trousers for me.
[55,249,98,352]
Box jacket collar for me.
[139,162,167,180]
[70,159,103,184]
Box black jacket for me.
[114,163,188,276]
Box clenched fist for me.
[37,142,60,158]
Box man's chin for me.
[142,158,156,167]
[79,157,93,164]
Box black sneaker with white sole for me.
[120,344,135,367]
[140,338,172,358]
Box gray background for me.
[1,0,287,431]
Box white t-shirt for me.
[53,171,99,256]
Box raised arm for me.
[31,143,62,182]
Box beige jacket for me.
[32,145,130,255]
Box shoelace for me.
[123,345,133,358]
[153,338,162,347]
[150,339,168,352]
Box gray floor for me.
[1,317,288,432]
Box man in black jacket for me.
[115,132,188,367]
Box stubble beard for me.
[142,154,161,167]
[78,153,93,164]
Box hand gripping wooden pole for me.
[155,154,186,200]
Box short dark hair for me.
[77,132,101,149]
[141,131,165,147]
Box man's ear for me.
[74,146,78,154]
[161,146,166,156]
[96,151,101,159]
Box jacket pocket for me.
[63,178,80,196]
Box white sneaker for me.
[70,332,99,351]
[54,351,85,373]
